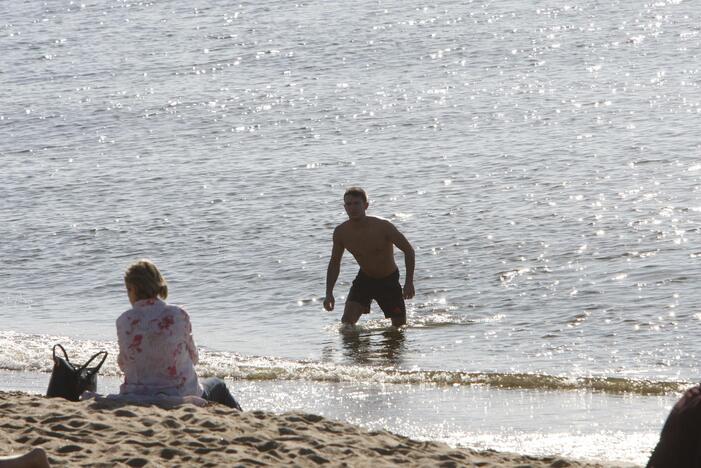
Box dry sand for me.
[0,391,639,467]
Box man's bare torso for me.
[336,216,397,278]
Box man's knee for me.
[341,310,361,324]
[342,302,367,324]
[381,302,406,327]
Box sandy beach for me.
[0,391,640,467]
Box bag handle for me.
[52,344,70,363]
[80,351,108,376]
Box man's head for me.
[344,186,367,204]
[344,186,369,220]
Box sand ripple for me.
[0,391,634,467]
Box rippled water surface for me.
[2,0,701,464]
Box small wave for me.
[200,354,686,395]
[0,332,687,396]
[410,312,475,328]
[498,266,551,285]
[409,302,481,328]
[228,359,686,395]
[320,307,476,332]
[0,331,118,374]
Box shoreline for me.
[0,391,640,467]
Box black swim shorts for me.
[347,269,406,319]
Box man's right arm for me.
[324,229,344,311]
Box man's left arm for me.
[388,223,415,299]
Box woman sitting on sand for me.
[117,259,241,410]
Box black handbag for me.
[46,344,108,401]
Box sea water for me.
[2,0,700,464]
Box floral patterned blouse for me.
[116,298,202,397]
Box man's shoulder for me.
[337,216,392,230]
[334,220,351,232]
[332,221,351,242]
[367,216,396,230]
[367,215,391,224]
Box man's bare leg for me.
[390,315,406,328]
[341,301,369,326]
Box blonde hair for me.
[124,259,168,301]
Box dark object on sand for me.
[647,384,701,468]
[46,344,107,402]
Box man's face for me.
[344,195,368,220]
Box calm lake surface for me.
[2,0,701,464]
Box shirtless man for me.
[323,187,415,327]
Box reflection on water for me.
[340,327,406,367]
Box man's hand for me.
[403,281,415,300]
[323,295,335,311]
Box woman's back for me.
[116,298,201,397]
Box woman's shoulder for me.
[163,303,190,319]
[116,308,136,325]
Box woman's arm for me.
[115,316,127,372]
[181,309,199,365]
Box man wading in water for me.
[323,187,415,328]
